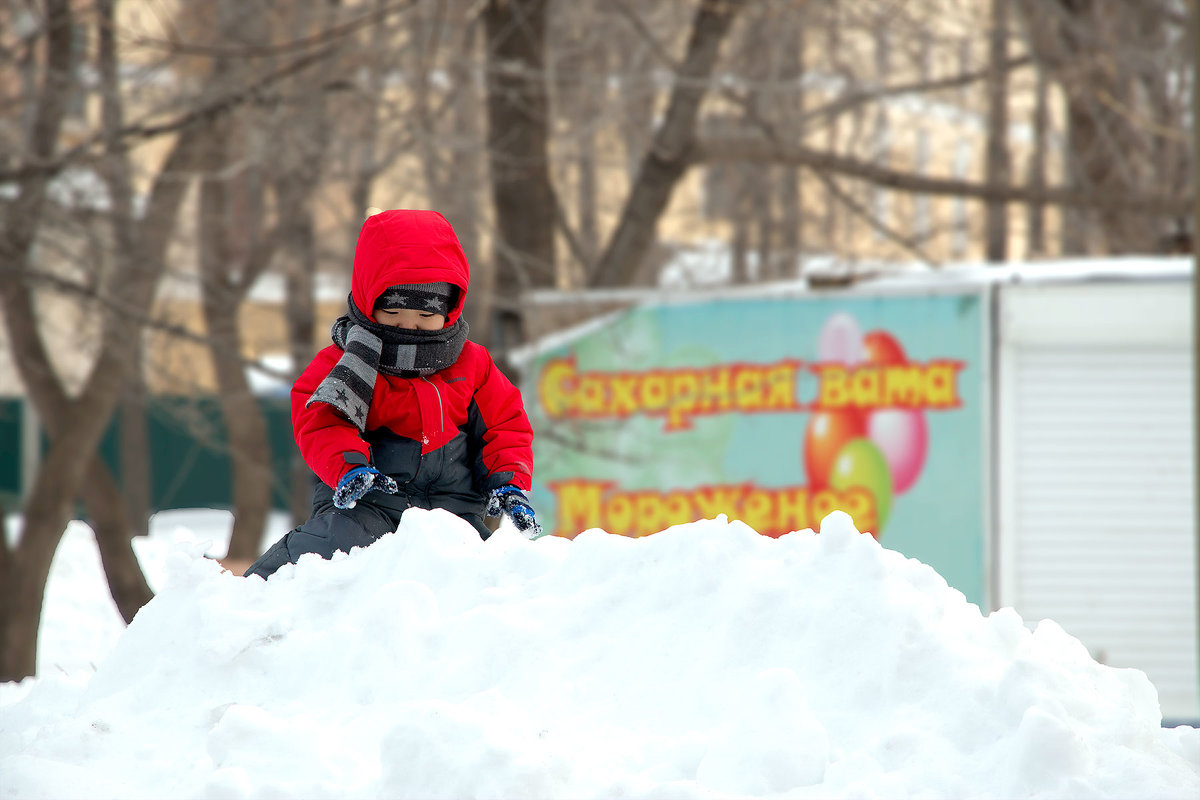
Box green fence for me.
[0,396,299,513]
[0,399,21,510]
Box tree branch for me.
[809,169,939,265]
[590,0,747,287]
[692,135,1192,215]
[113,0,416,58]
[799,56,1033,128]
[0,41,345,184]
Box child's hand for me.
[487,485,545,540]
[333,466,399,509]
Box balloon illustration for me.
[862,329,906,365]
[861,327,927,495]
[804,316,931,535]
[816,312,865,364]
[803,409,866,490]
[828,437,893,534]
[867,408,928,495]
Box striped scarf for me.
[306,297,468,431]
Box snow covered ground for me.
[1,508,1198,799]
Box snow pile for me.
[2,509,1198,799]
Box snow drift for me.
[1,509,1197,799]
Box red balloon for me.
[863,330,906,365]
[804,409,867,490]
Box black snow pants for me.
[243,479,491,580]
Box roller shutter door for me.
[1009,344,1196,719]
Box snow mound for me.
[1,509,1197,799]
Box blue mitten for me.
[487,485,545,539]
[333,466,399,509]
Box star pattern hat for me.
[373,282,457,316]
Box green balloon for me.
[829,437,894,533]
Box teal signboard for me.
[525,290,988,604]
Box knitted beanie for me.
[373,282,458,316]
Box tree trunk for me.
[577,125,599,267]
[0,0,77,682]
[1026,66,1049,257]
[984,0,1011,262]
[1013,0,1167,254]
[198,122,274,562]
[277,173,321,528]
[483,0,557,369]
[449,22,488,336]
[0,429,93,679]
[732,165,751,284]
[1061,106,1095,254]
[779,13,804,278]
[620,46,657,182]
[419,3,487,338]
[93,0,154,617]
[207,331,274,561]
[552,11,603,285]
[118,358,151,538]
[0,112,208,678]
[82,461,155,622]
[0,0,336,678]
[281,198,319,528]
[754,172,772,280]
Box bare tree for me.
[271,3,346,526]
[0,0,213,679]
[483,0,557,368]
[189,2,275,562]
[0,0,366,679]
[408,0,488,334]
[1012,0,1191,253]
[984,0,1012,261]
[590,0,746,288]
[163,0,406,554]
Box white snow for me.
[1,508,1198,799]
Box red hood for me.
[351,210,469,325]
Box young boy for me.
[244,209,540,579]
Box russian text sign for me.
[525,291,987,603]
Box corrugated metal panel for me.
[1010,345,1197,719]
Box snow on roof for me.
[656,241,1192,294]
[514,255,1194,364]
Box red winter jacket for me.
[291,211,532,509]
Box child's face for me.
[374,307,447,330]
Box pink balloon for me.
[816,312,865,364]
[867,409,928,495]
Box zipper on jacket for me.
[421,375,444,438]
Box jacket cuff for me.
[335,450,370,483]
[483,471,515,492]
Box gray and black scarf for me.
[306,295,468,431]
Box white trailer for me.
[991,262,1196,722]
[524,256,1198,721]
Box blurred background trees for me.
[0,0,1192,679]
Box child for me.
[244,209,540,579]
